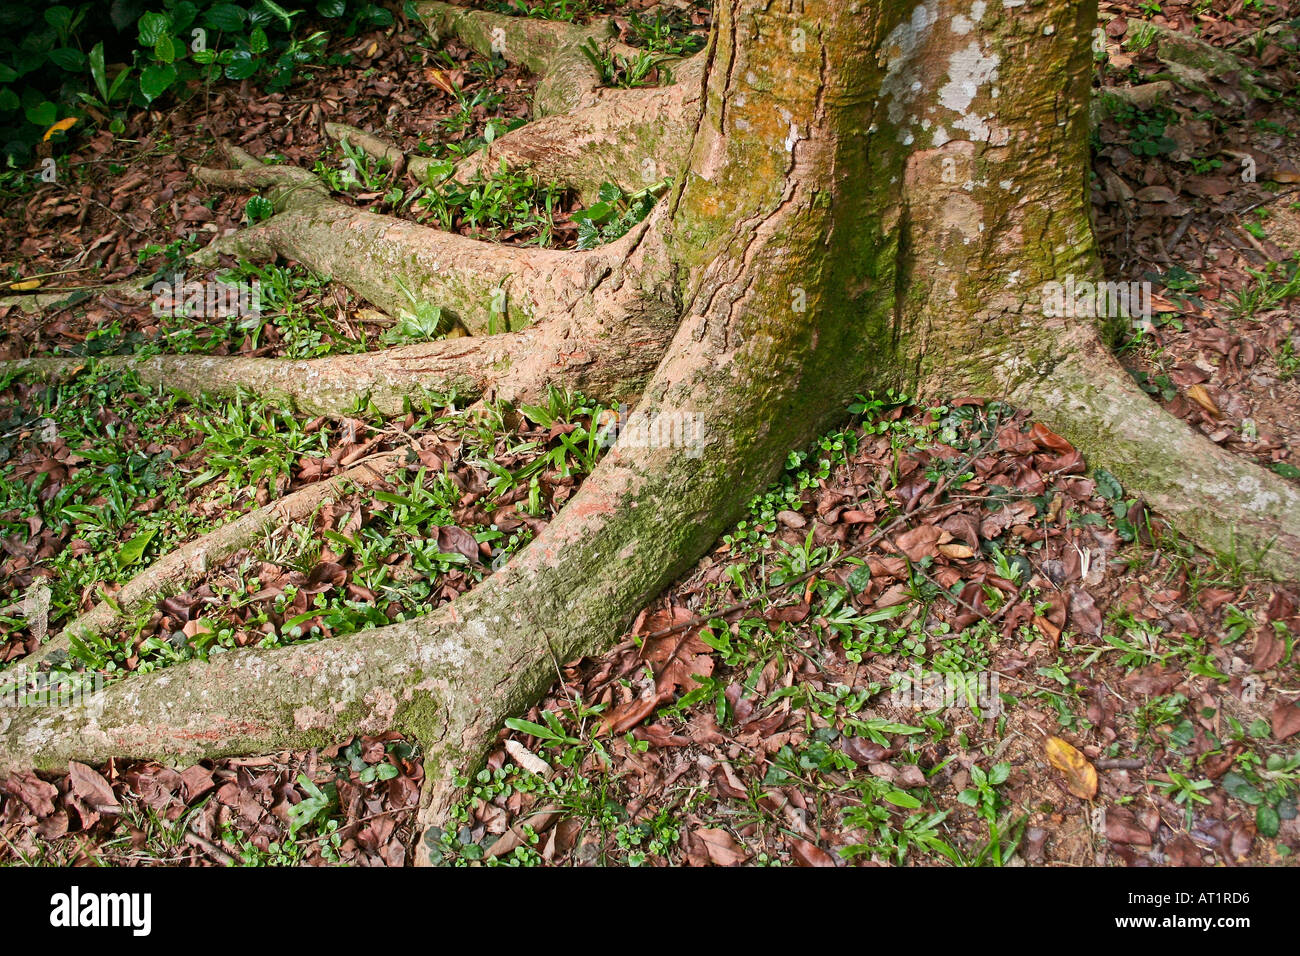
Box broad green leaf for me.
[48,48,86,72]
[24,101,58,128]
[884,790,923,809]
[503,717,560,740]
[108,64,134,101]
[577,200,614,224]
[846,562,872,593]
[1257,804,1280,838]
[137,11,171,46]
[170,1,199,31]
[88,43,108,101]
[1093,466,1123,501]
[117,528,157,568]
[153,34,177,65]
[862,604,907,624]
[204,3,248,32]
[287,774,331,836]
[44,5,75,33]
[224,50,258,80]
[139,63,177,101]
[245,195,274,222]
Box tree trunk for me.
[3,0,1297,864]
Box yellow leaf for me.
[426,68,457,96]
[8,279,41,291]
[43,117,77,141]
[364,40,379,58]
[1045,735,1097,799]
[1185,384,1221,418]
[938,543,975,559]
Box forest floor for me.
[1,0,1299,867]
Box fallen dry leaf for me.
[1045,735,1097,799]
[1271,701,1300,741]
[693,827,748,866]
[67,762,119,811]
[1185,384,1221,418]
[893,524,943,562]
[504,739,550,776]
[789,837,838,867]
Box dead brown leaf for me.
[1045,735,1098,799]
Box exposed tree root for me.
[190,143,666,335]
[22,449,410,670]
[327,76,703,204]
[1014,332,1300,580]
[0,279,154,313]
[451,72,703,202]
[0,295,673,414]
[413,0,661,117]
[322,122,410,176]
[0,0,884,863]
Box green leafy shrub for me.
[0,0,392,162]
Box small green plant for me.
[244,194,275,223]
[615,808,681,866]
[1124,22,1160,52]
[382,280,451,344]
[1155,264,1200,296]
[417,159,565,245]
[625,11,706,56]
[1227,257,1300,320]
[579,39,670,89]
[957,761,1015,865]
[499,0,597,23]
[573,179,670,249]
[1108,99,1177,156]
[1277,336,1299,380]
[439,86,505,137]
[189,390,329,495]
[1151,772,1213,826]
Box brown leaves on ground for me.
[1093,0,1300,479]
[0,735,422,866]
[1272,701,1300,741]
[600,606,714,736]
[0,10,543,362]
[456,387,1300,867]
